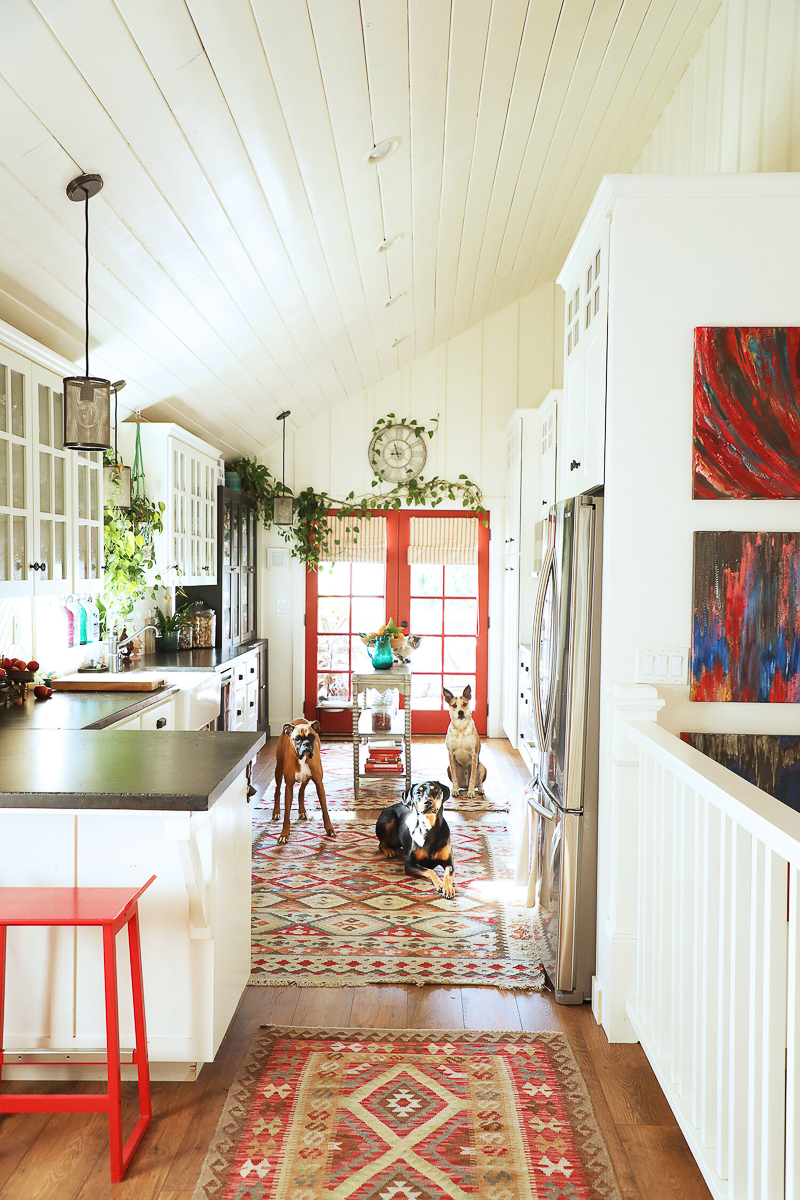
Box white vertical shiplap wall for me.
[634,0,800,174]
[259,281,562,731]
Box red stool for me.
[0,876,156,1182]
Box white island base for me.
[0,773,252,1081]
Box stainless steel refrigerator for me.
[525,494,602,1005]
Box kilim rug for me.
[250,812,545,989]
[191,1026,622,1200]
[254,739,510,814]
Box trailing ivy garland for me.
[102,473,166,620]
[233,414,486,568]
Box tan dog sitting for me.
[443,684,487,798]
[272,718,336,845]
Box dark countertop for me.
[126,640,267,673]
[0,730,265,810]
[0,685,180,731]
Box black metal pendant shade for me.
[63,173,112,452]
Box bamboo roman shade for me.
[407,516,479,565]
[321,514,386,563]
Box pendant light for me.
[273,410,294,525]
[103,380,131,509]
[63,173,112,451]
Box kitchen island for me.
[0,726,264,1080]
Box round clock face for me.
[369,423,427,482]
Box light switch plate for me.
[637,646,689,685]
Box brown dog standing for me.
[443,684,487,798]
[272,718,336,845]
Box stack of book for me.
[364,739,404,773]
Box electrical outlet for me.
[637,646,689,686]
[276,598,291,615]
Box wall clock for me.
[368,423,427,482]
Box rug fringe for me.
[248,975,545,991]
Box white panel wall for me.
[260,282,561,730]
[634,0,800,175]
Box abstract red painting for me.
[693,327,800,498]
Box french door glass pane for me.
[411,674,443,709]
[10,371,24,438]
[0,365,6,432]
[444,673,476,699]
[444,598,477,634]
[0,441,7,507]
[351,635,372,670]
[414,637,442,671]
[319,596,349,632]
[351,563,384,595]
[317,672,349,702]
[12,444,24,509]
[0,514,8,578]
[53,523,65,579]
[351,596,383,633]
[54,457,65,515]
[13,516,26,579]
[410,564,442,595]
[444,637,476,672]
[444,565,477,596]
[38,385,50,446]
[317,561,349,595]
[39,451,51,513]
[318,635,348,672]
[410,597,442,634]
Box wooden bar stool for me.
[0,876,156,1182]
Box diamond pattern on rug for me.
[191,1027,623,1200]
[254,738,509,814]
[250,812,543,989]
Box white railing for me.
[626,719,800,1200]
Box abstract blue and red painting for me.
[693,327,800,498]
[691,531,800,702]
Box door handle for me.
[528,792,555,822]
[531,546,554,751]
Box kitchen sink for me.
[157,671,221,730]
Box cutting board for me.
[52,672,167,692]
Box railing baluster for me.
[729,823,753,1199]
[700,800,720,1149]
[758,848,787,1199]
[716,813,732,1182]
[786,867,800,1200]
[637,748,649,1019]
[655,764,672,1060]
[644,754,658,1030]
[679,784,694,1101]
[747,837,766,1198]
[670,776,683,1088]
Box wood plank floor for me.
[0,737,711,1200]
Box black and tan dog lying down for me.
[375,780,455,900]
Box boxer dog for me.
[443,684,487,798]
[272,718,335,845]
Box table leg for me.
[352,697,359,803]
[103,924,123,1182]
[0,926,6,1090]
[404,681,411,791]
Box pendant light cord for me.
[84,188,90,380]
[282,420,286,495]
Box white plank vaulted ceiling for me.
[0,0,717,457]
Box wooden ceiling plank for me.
[407,0,451,357]
[19,0,332,420]
[360,0,416,369]
[522,0,719,291]
[448,0,530,344]
[116,0,363,402]
[477,0,601,319]
[432,0,493,350]
[306,0,403,384]
[248,0,383,391]
[465,0,566,330]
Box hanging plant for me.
[232,413,486,569]
[102,430,165,622]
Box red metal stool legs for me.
[0,878,155,1183]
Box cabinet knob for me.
[28,561,46,572]
[570,460,581,471]
[236,709,242,717]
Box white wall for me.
[595,175,800,1041]
[634,0,800,175]
[259,282,563,731]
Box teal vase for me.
[367,634,394,670]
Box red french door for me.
[305,511,489,735]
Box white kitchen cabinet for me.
[557,219,609,501]
[0,334,102,596]
[502,410,540,746]
[537,389,560,515]
[118,423,222,587]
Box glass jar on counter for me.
[192,605,216,648]
[178,623,193,650]
[370,690,397,733]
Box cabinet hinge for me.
[487,616,490,629]
[303,613,306,626]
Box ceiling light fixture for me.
[392,337,409,349]
[366,137,401,164]
[103,380,132,509]
[273,410,294,525]
[63,173,112,452]
[377,233,403,253]
[384,292,407,308]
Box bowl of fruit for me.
[1,656,39,683]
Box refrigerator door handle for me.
[527,789,556,822]
[531,545,555,751]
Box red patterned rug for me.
[250,812,544,989]
[191,1027,622,1200]
[255,740,510,814]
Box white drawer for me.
[107,713,142,731]
[246,680,259,730]
[140,698,176,731]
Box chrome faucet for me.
[106,623,160,672]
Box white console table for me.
[351,666,412,799]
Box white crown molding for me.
[0,316,77,377]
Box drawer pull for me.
[236,709,242,717]
[250,701,255,708]
[156,717,167,729]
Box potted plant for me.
[152,601,195,652]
